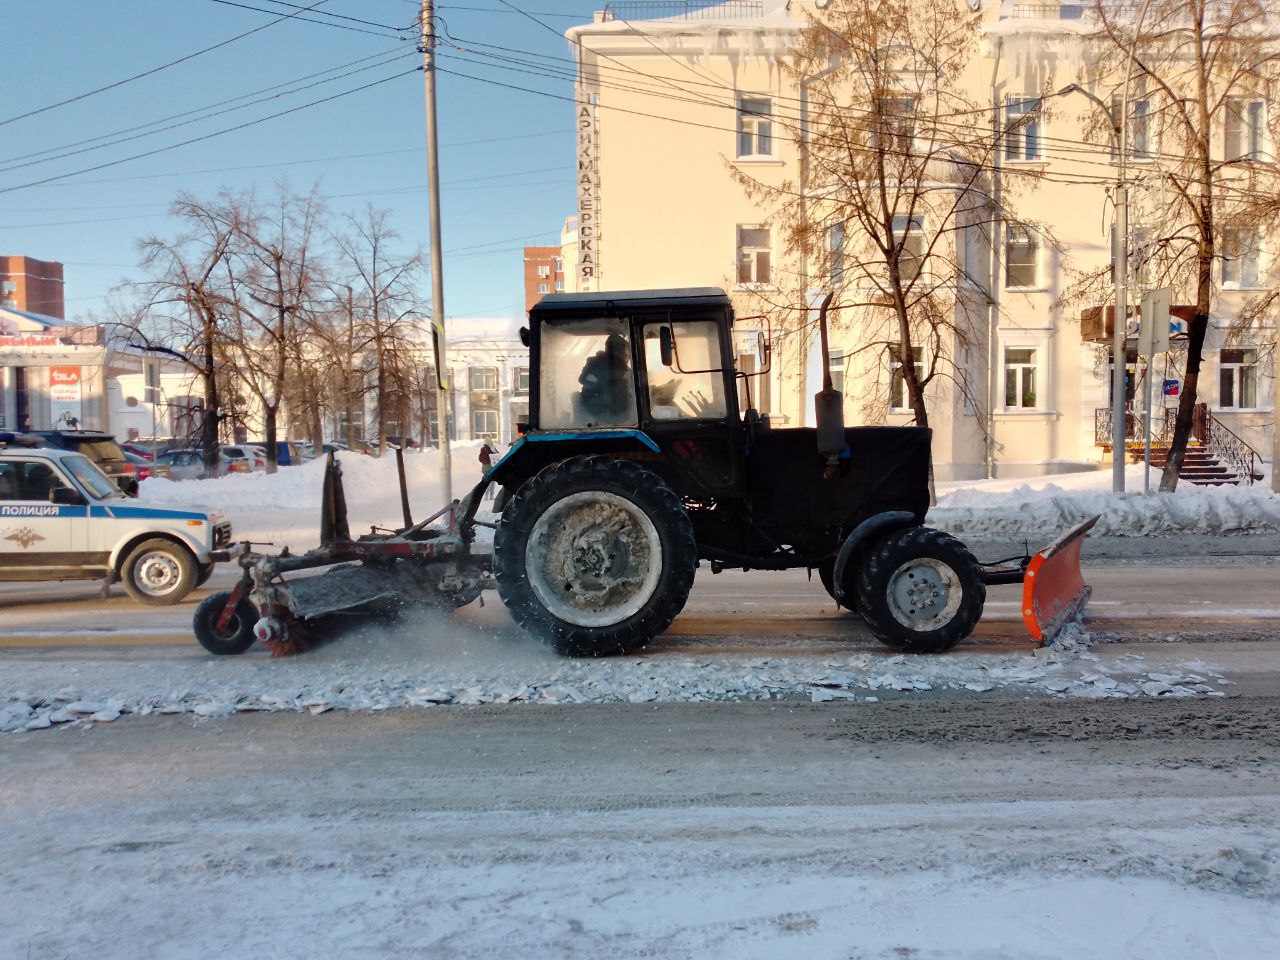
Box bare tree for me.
[222,184,326,472]
[1080,0,1280,489]
[332,206,425,456]
[736,0,1041,445]
[135,194,239,477]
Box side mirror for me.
[49,486,85,506]
[659,325,674,367]
[519,326,530,347]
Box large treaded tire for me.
[854,526,985,653]
[493,457,696,657]
[193,591,257,655]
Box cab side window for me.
[0,463,19,500]
[643,321,729,421]
[0,461,64,501]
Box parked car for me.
[157,448,253,480]
[31,430,139,495]
[221,445,266,471]
[121,442,155,460]
[246,440,303,466]
[123,449,171,482]
[0,436,232,605]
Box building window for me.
[472,409,499,439]
[889,344,924,412]
[876,97,917,155]
[892,215,926,284]
[737,98,773,157]
[554,279,565,292]
[1005,225,1039,289]
[469,366,498,391]
[1221,227,1261,287]
[1219,348,1258,409]
[828,223,845,284]
[1225,98,1265,161]
[537,282,550,294]
[963,220,989,289]
[1003,347,1038,409]
[1111,96,1154,161]
[514,367,530,393]
[537,264,551,278]
[1004,96,1043,161]
[736,226,772,285]
[553,257,564,273]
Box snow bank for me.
[137,445,491,549]
[930,466,1280,538]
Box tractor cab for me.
[522,288,747,497]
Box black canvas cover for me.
[746,426,931,529]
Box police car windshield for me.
[62,454,123,500]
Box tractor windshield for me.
[538,317,638,430]
[643,320,728,421]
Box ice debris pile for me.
[930,469,1279,538]
[0,629,1230,734]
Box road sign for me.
[1139,287,1172,356]
[1163,379,1180,397]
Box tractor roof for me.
[531,288,731,315]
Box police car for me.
[0,433,231,605]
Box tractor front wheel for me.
[493,457,696,657]
[855,526,985,653]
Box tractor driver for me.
[578,332,632,423]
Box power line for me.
[0,47,415,168]
[0,129,574,204]
[251,0,416,31]
[0,0,337,128]
[0,51,419,176]
[204,0,410,38]
[0,68,420,196]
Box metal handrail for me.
[1204,411,1262,485]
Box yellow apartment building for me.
[564,0,1276,481]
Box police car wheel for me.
[121,538,197,606]
[195,562,215,588]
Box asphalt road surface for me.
[2,537,1279,658]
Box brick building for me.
[522,245,564,312]
[0,256,65,319]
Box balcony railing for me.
[1004,3,1088,19]
[601,1,764,22]
[1094,406,1178,448]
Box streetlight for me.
[1059,0,1156,494]
[1058,80,1129,493]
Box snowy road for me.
[2,547,1279,653]
[3,699,1278,959]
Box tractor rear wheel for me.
[855,526,984,653]
[493,457,696,657]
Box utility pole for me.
[1112,181,1129,493]
[421,0,451,503]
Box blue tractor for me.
[194,288,1093,658]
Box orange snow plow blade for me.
[1021,515,1100,644]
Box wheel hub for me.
[886,558,962,631]
[136,552,180,596]
[525,491,663,628]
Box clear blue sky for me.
[1,1,601,324]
